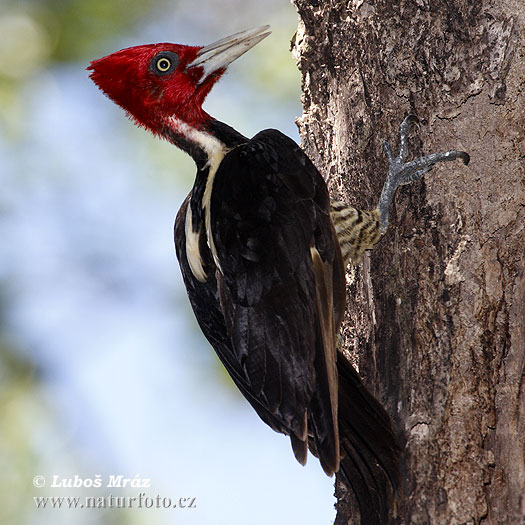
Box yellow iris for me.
[156,57,171,72]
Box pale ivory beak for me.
[187,25,271,83]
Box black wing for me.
[210,129,345,474]
[174,196,289,435]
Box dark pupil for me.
[158,58,170,71]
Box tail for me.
[336,353,401,524]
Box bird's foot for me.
[378,115,469,232]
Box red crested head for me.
[88,26,271,138]
[88,42,208,132]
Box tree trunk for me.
[291,1,524,523]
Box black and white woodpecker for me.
[88,25,469,523]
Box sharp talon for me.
[404,114,419,126]
[399,115,419,137]
[459,152,470,165]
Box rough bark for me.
[291,1,524,523]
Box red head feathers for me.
[88,26,271,137]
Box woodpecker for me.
[89,26,469,523]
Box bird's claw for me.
[386,115,469,187]
[377,115,469,232]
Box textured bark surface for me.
[291,0,524,523]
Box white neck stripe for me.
[168,116,225,162]
[173,115,229,278]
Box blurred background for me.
[0,0,336,524]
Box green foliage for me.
[2,0,167,63]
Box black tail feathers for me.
[336,353,402,524]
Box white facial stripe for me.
[170,116,228,277]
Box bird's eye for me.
[149,51,179,76]
[157,58,171,72]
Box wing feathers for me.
[310,246,340,475]
[204,129,345,471]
